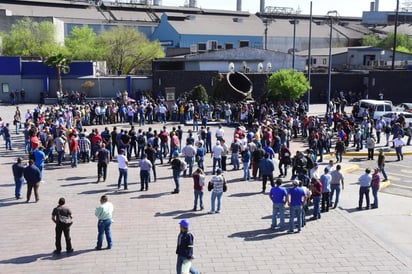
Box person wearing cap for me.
[259,153,275,193]
[171,151,182,194]
[176,219,199,274]
[117,148,129,190]
[357,168,372,210]
[269,179,287,230]
[211,141,223,175]
[208,168,225,214]
[95,195,114,250]
[286,179,307,233]
[12,157,25,199]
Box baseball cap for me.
[173,151,179,157]
[179,219,189,228]
[216,168,223,175]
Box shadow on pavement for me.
[59,176,93,181]
[132,192,170,199]
[229,228,288,241]
[41,248,96,261]
[341,207,364,213]
[0,253,53,264]
[154,209,207,219]
[78,189,111,195]
[229,192,261,197]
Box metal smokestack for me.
[260,0,265,13]
[237,0,241,11]
[189,0,197,8]
[370,2,375,12]
[375,0,379,11]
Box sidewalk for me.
[0,103,411,273]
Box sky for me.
[160,0,402,17]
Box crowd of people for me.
[3,93,411,273]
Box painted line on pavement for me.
[342,165,359,174]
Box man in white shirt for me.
[393,134,405,161]
[211,141,223,175]
[117,149,129,190]
[182,141,196,176]
[215,125,224,141]
[95,195,114,250]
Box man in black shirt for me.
[96,143,110,183]
[12,157,25,199]
[51,197,73,254]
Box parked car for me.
[356,99,394,120]
[395,103,412,113]
[381,111,412,126]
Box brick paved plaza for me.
[0,104,411,273]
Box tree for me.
[362,34,380,47]
[266,69,311,100]
[97,25,164,74]
[187,85,208,102]
[65,25,102,60]
[2,18,64,58]
[44,53,71,92]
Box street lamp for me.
[392,0,400,70]
[326,10,338,113]
[289,18,299,70]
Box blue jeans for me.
[5,137,12,149]
[243,161,250,180]
[57,151,64,165]
[289,205,303,232]
[14,177,24,199]
[140,170,149,190]
[184,156,194,176]
[118,168,128,189]
[176,255,199,274]
[211,191,223,212]
[197,159,204,170]
[271,203,285,229]
[359,186,370,208]
[212,158,221,174]
[231,153,239,169]
[330,184,341,207]
[71,152,78,167]
[372,186,379,208]
[97,219,113,249]
[45,147,55,163]
[194,190,204,209]
[312,196,321,219]
[395,147,403,160]
[173,169,180,192]
[379,166,388,180]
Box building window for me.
[198,43,207,52]
[239,40,249,48]
[225,43,234,50]
[322,58,327,65]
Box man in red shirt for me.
[69,132,79,168]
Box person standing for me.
[23,160,42,203]
[144,144,157,182]
[286,180,307,233]
[55,132,66,166]
[230,137,241,170]
[320,168,332,212]
[366,134,376,160]
[95,195,114,250]
[211,141,223,175]
[310,178,323,220]
[269,179,287,230]
[241,146,251,181]
[377,149,388,181]
[171,151,182,194]
[176,219,199,274]
[334,137,345,163]
[182,141,196,177]
[220,139,229,171]
[192,168,205,211]
[51,197,73,254]
[195,141,205,170]
[329,165,345,209]
[69,132,79,168]
[393,134,405,161]
[357,168,372,210]
[96,143,110,183]
[371,168,381,209]
[139,153,152,191]
[33,146,47,180]
[12,157,25,199]
[117,148,129,190]
[259,153,275,193]
[3,123,12,150]
[208,168,225,214]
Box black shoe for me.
[95,246,102,250]
[67,249,74,253]
[171,190,179,194]
[53,250,61,255]
[192,207,197,211]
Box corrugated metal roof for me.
[161,13,263,36]
[296,47,350,56]
[185,47,284,61]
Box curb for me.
[329,151,412,157]
[379,180,391,190]
[342,164,360,174]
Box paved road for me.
[0,103,411,273]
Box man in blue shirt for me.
[320,168,332,212]
[269,179,287,230]
[33,146,47,180]
[259,153,275,193]
[287,180,307,233]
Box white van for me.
[356,99,394,120]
